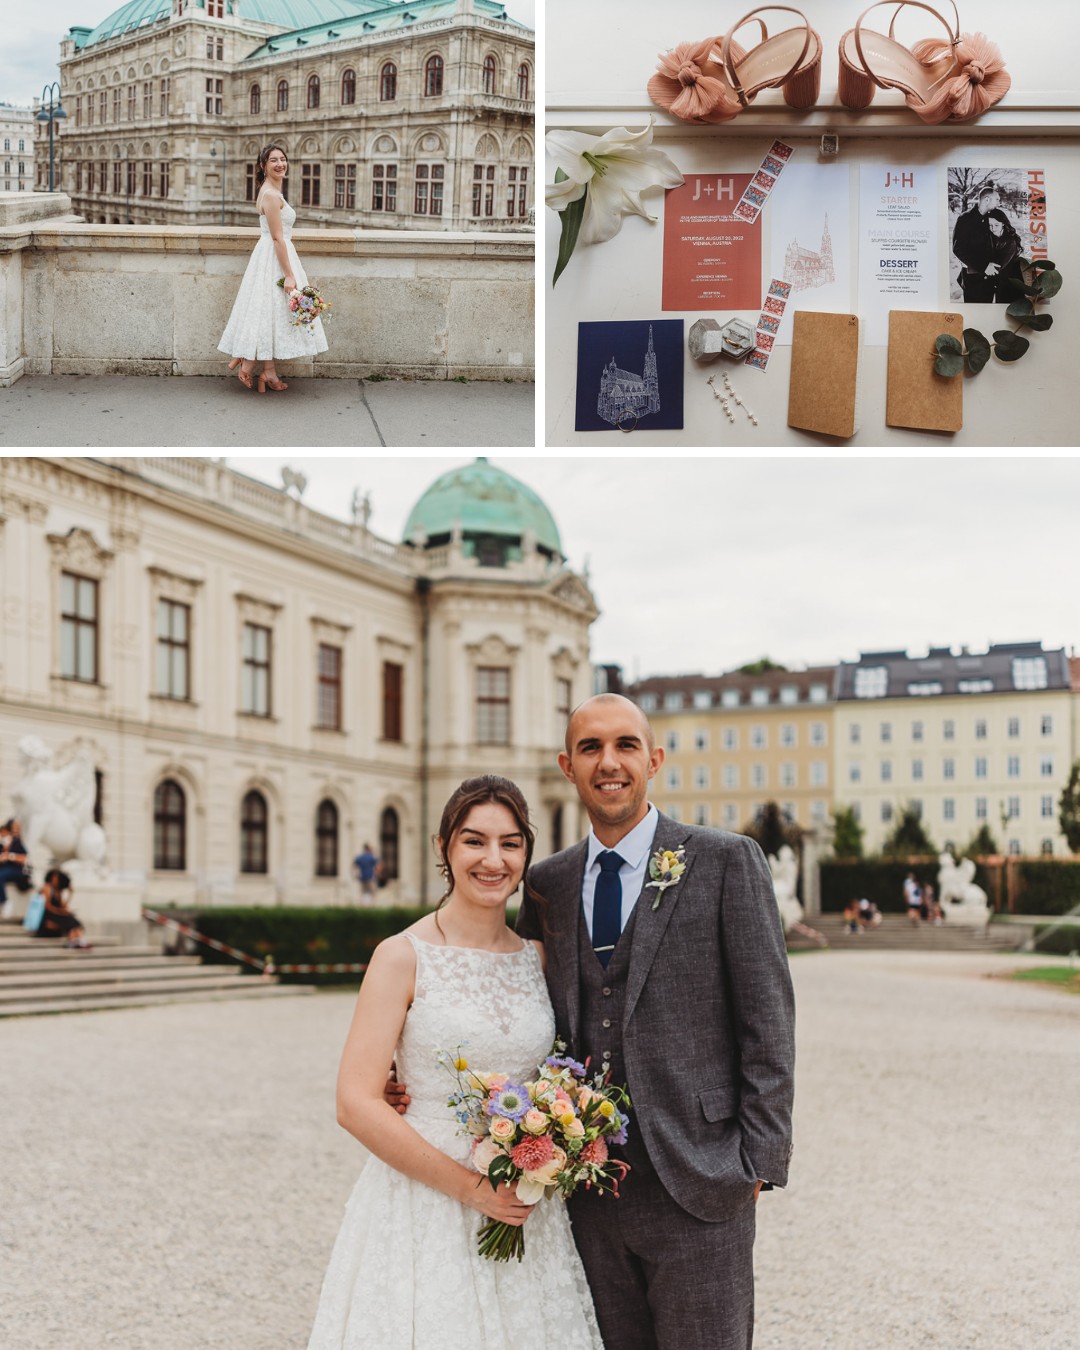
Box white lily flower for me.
[545,120,684,246]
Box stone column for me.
[0,234,25,387]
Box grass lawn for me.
[1010,966,1080,994]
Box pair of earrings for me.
[707,371,758,426]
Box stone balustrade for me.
[0,194,534,387]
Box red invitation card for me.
[663,174,762,310]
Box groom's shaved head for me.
[563,693,655,755]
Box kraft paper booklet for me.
[787,312,863,439]
[886,311,964,432]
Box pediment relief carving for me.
[148,565,203,603]
[47,527,113,578]
[465,632,520,661]
[551,573,595,612]
[235,591,282,626]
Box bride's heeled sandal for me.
[232,359,254,390]
[258,373,288,393]
[838,1,1010,123]
[648,6,822,124]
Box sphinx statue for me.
[11,736,107,871]
[936,851,991,927]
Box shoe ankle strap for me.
[853,0,959,85]
[719,5,814,106]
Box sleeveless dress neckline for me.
[307,925,602,1349]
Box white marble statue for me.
[936,852,991,927]
[768,845,804,931]
[12,736,107,871]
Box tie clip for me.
[593,944,615,952]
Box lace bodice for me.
[258,196,295,237]
[397,933,555,1138]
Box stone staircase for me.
[800,913,1025,953]
[0,919,315,1017]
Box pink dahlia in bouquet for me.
[440,1042,631,1262]
[275,277,332,328]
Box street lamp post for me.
[36,82,67,193]
[115,146,132,224]
[209,140,226,226]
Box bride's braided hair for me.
[433,775,545,935]
[255,143,288,192]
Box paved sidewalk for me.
[3,950,1077,1349]
[0,375,535,449]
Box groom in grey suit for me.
[518,693,795,1350]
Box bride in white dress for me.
[218,143,328,394]
[308,776,603,1350]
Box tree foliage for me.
[742,800,802,860]
[960,823,1000,858]
[881,803,936,858]
[1060,761,1080,853]
[830,805,864,859]
[735,657,787,675]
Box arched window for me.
[517,62,530,100]
[153,779,186,871]
[277,79,289,112]
[424,55,444,97]
[482,55,496,95]
[341,68,356,105]
[307,74,320,109]
[379,807,400,881]
[380,62,396,101]
[240,789,268,874]
[315,799,339,877]
[250,83,261,115]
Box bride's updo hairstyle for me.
[255,143,288,192]
[433,775,542,927]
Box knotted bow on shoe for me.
[647,37,747,122]
[909,30,1010,122]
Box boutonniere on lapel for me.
[645,846,687,910]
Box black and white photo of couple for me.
[948,166,1047,304]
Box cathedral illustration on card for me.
[597,325,661,426]
[783,215,835,291]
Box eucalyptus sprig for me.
[934,258,1062,377]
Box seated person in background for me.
[0,817,31,916]
[857,897,882,930]
[36,868,92,949]
[842,899,860,935]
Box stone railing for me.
[0,201,534,386]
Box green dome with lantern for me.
[74,1,380,49]
[403,458,563,566]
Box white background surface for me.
[544,0,1080,448]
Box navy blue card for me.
[575,320,684,432]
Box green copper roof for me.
[243,0,518,57]
[75,0,382,49]
[404,459,562,557]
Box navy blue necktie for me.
[592,851,625,969]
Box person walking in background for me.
[352,843,379,903]
[903,871,922,927]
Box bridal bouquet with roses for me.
[276,277,332,328]
[440,1043,631,1262]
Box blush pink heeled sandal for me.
[648,6,822,124]
[838,0,1010,123]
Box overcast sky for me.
[1,1,536,105]
[225,455,1080,681]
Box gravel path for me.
[3,951,1077,1349]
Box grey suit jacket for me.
[518,812,795,1224]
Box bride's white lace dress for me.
[217,194,328,361]
[307,933,603,1349]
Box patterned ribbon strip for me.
[733,138,794,225]
[746,278,792,371]
[140,907,369,976]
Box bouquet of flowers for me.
[440,1041,631,1262]
[276,277,332,328]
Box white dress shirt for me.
[581,804,660,940]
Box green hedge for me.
[168,906,427,986]
[165,904,523,985]
[819,859,995,913]
[1011,861,1080,916]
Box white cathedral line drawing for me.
[597,326,661,426]
[783,214,835,291]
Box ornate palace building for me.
[43,0,533,230]
[0,457,594,917]
[1,104,34,194]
